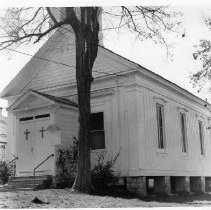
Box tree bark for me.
[70,7,100,193]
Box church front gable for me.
[8,90,55,113]
[8,91,60,176]
[14,94,52,111]
[8,90,79,177]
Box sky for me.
[0,2,211,116]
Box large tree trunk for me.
[70,7,100,193]
[74,35,93,192]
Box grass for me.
[1,189,211,208]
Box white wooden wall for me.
[54,107,78,146]
[125,73,211,177]
[4,24,211,177]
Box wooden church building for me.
[1,8,211,195]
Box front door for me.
[33,119,54,175]
[17,121,35,175]
[16,117,54,176]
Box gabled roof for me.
[8,89,78,112]
[0,28,209,108]
[0,28,138,98]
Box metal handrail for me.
[6,156,19,167]
[0,157,18,178]
[33,153,54,190]
[7,157,18,177]
[0,156,18,170]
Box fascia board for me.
[135,69,208,107]
[7,90,55,111]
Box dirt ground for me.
[1,189,211,208]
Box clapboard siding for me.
[134,74,211,176]
[54,108,78,146]
[4,26,211,177]
[16,30,135,95]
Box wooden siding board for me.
[136,78,211,175]
[15,30,133,95]
[54,108,78,146]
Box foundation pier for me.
[154,176,171,195]
[174,176,190,194]
[190,177,205,194]
[126,176,147,196]
[205,177,211,192]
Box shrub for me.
[0,161,10,184]
[55,137,78,188]
[91,152,120,190]
[55,137,120,191]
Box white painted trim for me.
[178,111,189,155]
[91,89,115,98]
[177,106,189,114]
[195,113,205,120]
[12,104,53,113]
[8,90,54,111]
[154,99,168,154]
[136,69,208,107]
[153,96,167,104]
[136,80,210,117]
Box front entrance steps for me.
[0,175,53,192]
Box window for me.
[198,120,205,156]
[35,114,50,119]
[156,103,165,149]
[180,113,187,153]
[90,112,105,150]
[19,116,33,122]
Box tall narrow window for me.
[198,120,205,156]
[180,113,187,153]
[156,103,165,149]
[90,112,105,150]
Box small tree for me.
[0,6,179,193]
[0,161,10,184]
[91,152,120,190]
[191,17,211,92]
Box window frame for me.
[179,112,188,154]
[198,120,205,156]
[156,102,166,151]
[90,112,105,150]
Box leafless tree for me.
[0,6,179,193]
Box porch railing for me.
[0,156,18,177]
[33,153,54,190]
[7,156,19,177]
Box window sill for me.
[199,155,206,160]
[91,148,107,153]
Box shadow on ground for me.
[91,187,211,205]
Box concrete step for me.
[10,175,50,181]
[0,175,53,192]
[9,183,39,189]
[0,186,33,192]
[10,179,46,185]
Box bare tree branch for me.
[46,7,58,25]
